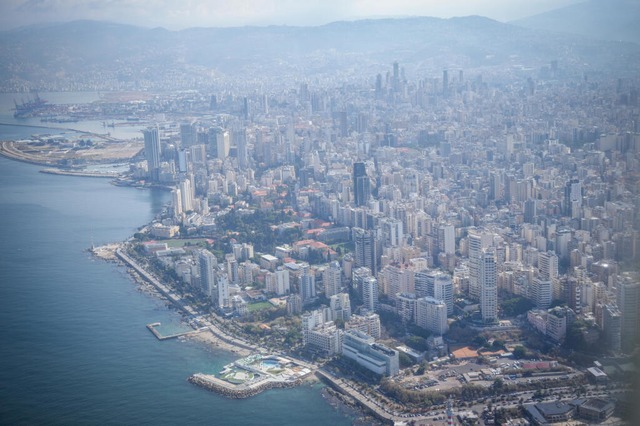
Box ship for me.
[13,93,48,118]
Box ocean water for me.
[0,94,354,425]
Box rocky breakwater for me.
[188,373,303,399]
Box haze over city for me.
[1,0,585,29]
[1,0,639,425]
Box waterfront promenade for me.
[113,246,258,355]
[316,370,431,425]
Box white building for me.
[479,247,498,323]
[345,313,381,339]
[361,276,379,313]
[416,296,448,335]
[330,292,352,322]
[323,261,343,298]
[342,330,399,376]
[433,272,454,316]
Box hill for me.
[1,16,638,91]
[511,0,640,44]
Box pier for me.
[146,322,199,341]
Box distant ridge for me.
[1,16,638,91]
[511,0,640,44]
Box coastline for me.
[92,243,258,357]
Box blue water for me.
[0,158,353,423]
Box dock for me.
[146,322,199,340]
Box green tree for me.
[513,346,527,359]
[399,352,415,368]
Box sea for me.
[0,93,356,425]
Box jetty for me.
[188,373,303,399]
[189,354,314,399]
[40,168,120,178]
[146,322,199,341]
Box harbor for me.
[189,354,313,399]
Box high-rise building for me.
[179,178,194,212]
[381,218,403,247]
[479,247,498,323]
[414,269,436,299]
[532,278,553,309]
[433,272,454,316]
[524,199,537,224]
[217,274,230,310]
[352,266,372,298]
[198,249,217,297]
[468,228,493,300]
[563,179,582,217]
[539,251,559,281]
[361,276,379,313]
[234,128,248,168]
[300,272,316,304]
[603,304,622,353]
[172,187,183,219]
[180,121,197,147]
[442,69,449,96]
[274,267,291,295]
[354,227,379,273]
[143,126,161,181]
[286,294,302,315]
[396,293,417,323]
[353,162,371,207]
[345,312,381,339]
[330,292,351,322]
[416,296,448,335]
[323,261,343,298]
[617,277,639,352]
[216,129,230,160]
[438,224,455,255]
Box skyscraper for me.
[179,178,194,212]
[354,227,379,273]
[361,276,379,313]
[532,278,552,309]
[538,251,559,281]
[617,276,639,352]
[433,272,454,316]
[172,187,183,219]
[234,128,248,168]
[300,272,316,304]
[479,247,498,323]
[143,126,161,181]
[442,69,449,96]
[217,274,230,310]
[353,162,371,207]
[468,228,492,300]
[323,261,343,298]
[438,224,455,255]
[216,129,230,160]
[180,121,197,147]
[330,292,351,322]
[198,249,217,297]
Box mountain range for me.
[1,5,638,92]
[512,0,640,44]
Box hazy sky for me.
[1,0,584,30]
